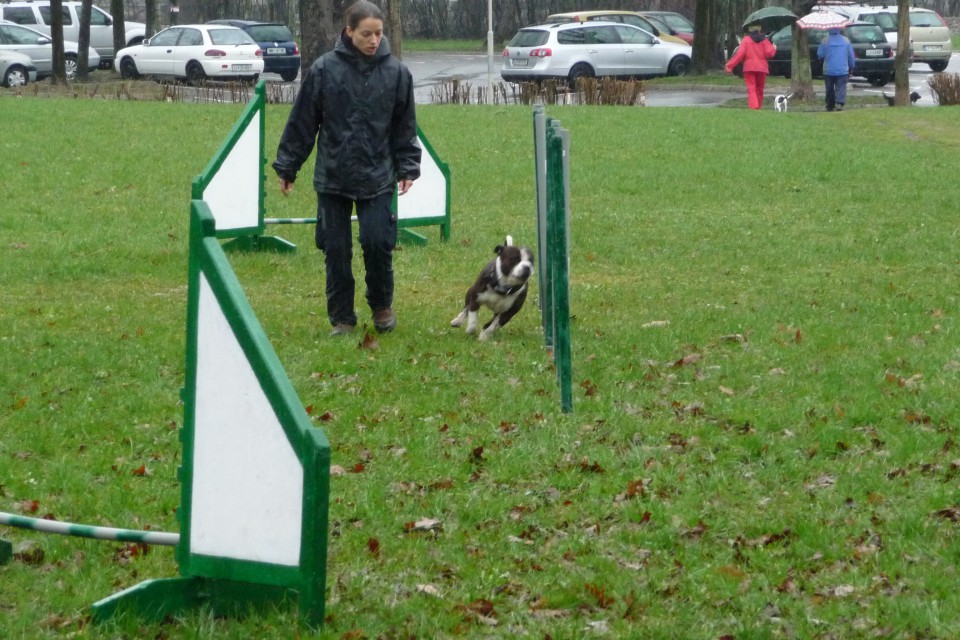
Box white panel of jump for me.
[202,110,261,232]
[190,273,302,565]
[397,136,445,221]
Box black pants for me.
[316,191,397,327]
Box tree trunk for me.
[387,0,403,60]
[144,0,157,38]
[299,0,339,72]
[894,0,911,105]
[789,0,818,101]
[49,0,67,84]
[111,0,127,55]
[77,0,92,81]
[692,0,711,73]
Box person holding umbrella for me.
[817,27,856,111]
[725,23,777,110]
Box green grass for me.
[3,96,960,639]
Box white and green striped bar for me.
[0,512,179,546]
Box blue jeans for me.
[316,191,397,327]
[824,74,849,111]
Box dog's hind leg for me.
[450,307,468,328]
[479,315,502,341]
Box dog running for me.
[450,236,534,341]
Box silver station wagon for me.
[501,21,692,83]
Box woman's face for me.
[347,17,384,56]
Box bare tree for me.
[893,0,911,105]
[144,0,158,38]
[111,0,127,55]
[788,0,818,101]
[76,0,92,81]
[299,0,339,73]
[50,0,67,84]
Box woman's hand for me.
[398,179,414,196]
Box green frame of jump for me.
[91,201,331,628]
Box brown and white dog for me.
[450,236,534,340]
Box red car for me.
[641,11,694,45]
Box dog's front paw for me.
[450,309,466,328]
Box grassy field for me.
[2,95,960,639]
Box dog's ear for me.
[494,244,505,255]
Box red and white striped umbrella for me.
[795,10,852,30]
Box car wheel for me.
[119,57,140,80]
[868,73,890,87]
[186,61,206,85]
[567,63,594,82]
[280,69,299,82]
[2,65,28,88]
[64,53,78,80]
[928,60,948,72]
[667,56,690,77]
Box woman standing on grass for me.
[725,23,777,110]
[273,0,422,336]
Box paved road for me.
[400,50,959,107]
[264,51,957,107]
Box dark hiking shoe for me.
[372,308,397,333]
[330,323,356,337]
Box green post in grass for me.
[534,106,573,413]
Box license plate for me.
[511,59,529,67]
[232,64,253,71]
[923,45,942,51]
[865,49,882,57]
[267,47,286,55]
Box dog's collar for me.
[495,283,526,296]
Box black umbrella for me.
[742,6,798,33]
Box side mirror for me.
[143,38,151,46]
[37,36,52,45]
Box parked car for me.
[0,1,144,68]
[206,19,300,82]
[0,20,100,80]
[814,4,951,71]
[114,24,264,83]
[764,22,894,87]
[0,49,36,86]
[640,10,694,45]
[502,21,692,83]
[544,11,689,46]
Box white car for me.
[0,20,100,80]
[114,24,264,83]
[502,21,692,83]
[0,49,37,86]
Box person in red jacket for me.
[725,24,777,110]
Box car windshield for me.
[771,25,792,45]
[209,28,255,46]
[860,12,897,32]
[508,29,548,47]
[910,11,945,28]
[846,25,886,44]
[246,24,294,41]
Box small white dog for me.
[773,93,792,112]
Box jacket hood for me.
[748,32,766,43]
[336,30,392,61]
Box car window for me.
[3,7,38,25]
[909,11,944,28]
[246,24,295,41]
[149,28,182,46]
[209,28,255,45]
[657,13,694,32]
[509,29,549,47]
[860,12,897,32]
[545,15,574,24]
[0,24,46,45]
[179,28,203,46]
[585,26,619,45]
[614,25,654,45]
[90,7,111,27]
[618,15,657,33]
[38,6,72,26]
[771,26,792,45]
[846,25,885,44]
